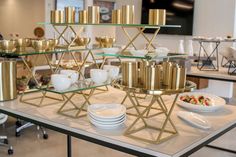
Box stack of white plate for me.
[88,104,126,129]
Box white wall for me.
[0,0,45,39]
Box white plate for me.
[177,111,211,130]
[88,114,126,125]
[88,104,126,119]
[177,92,225,113]
[88,112,126,122]
[88,115,125,129]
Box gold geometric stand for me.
[57,89,95,118]
[124,93,179,144]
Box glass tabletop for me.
[39,79,110,94]
[96,52,187,60]
[38,22,181,29]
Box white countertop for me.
[0,88,236,157]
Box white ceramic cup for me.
[90,69,108,84]
[60,69,79,84]
[103,65,120,80]
[51,74,72,91]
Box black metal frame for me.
[1,107,236,157]
[228,60,236,75]
[197,41,220,71]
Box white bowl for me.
[51,74,71,91]
[102,48,120,54]
[154,47,170,56]
[60,69,79,84]
[90,69,108,84]
[129,49,148,57]
[103,65,120,79]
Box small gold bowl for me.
[95,36,116,48]
[15,38,31,52]
[47,39,59,51]
[32,40,49,52]
[0,40,16,53]
[73,37,91,47]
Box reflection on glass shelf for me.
[96,52,187,60]
[38,22,181,28]
[39,79,109,94]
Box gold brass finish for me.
[171,65,181,89]
[95,36,115,48]
[112,9,121,24]
[79,10,88,24]
[65,7,75,23]
[144,65,162,90]
[15,38,31,52]
[148,9,155,25]
[88,6,100,24]
[0,61,17,101]
[121,5,134,24]
[51,10,64,23]
[138,61,156,86]
[179,67,186,88]
[31,40,49,52]
[47,39,59,51]
[158,9,166,25]
[162,62,173,88]
[0,40,16,53]
[121,62,139,88]
[73,37,91,47]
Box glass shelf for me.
[38,79,109,94]
[38,22,181,29]
[96,52,187,60]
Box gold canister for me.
[112,9,121,24]
[51,10,64,23]
[158,9,166,25]
[148,9,155,25]
[79,10,88,24]
[121,61,138,88]
[163,61,173,88]
[138,61,156,86]
[88,6,100,24]
[144,65,162,90]
[171,65,181,89]
[122,5,133,24]
[130,5,135,24]
[65,7,75,23]
[0,61,17,101]
[179,67,186,88]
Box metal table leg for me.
[67,135,72,157]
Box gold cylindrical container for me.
[121,5,134,24]
[0,61,17,101]
[153,9,160,25]
[144,65,162,90]
[121,61,138,88]
[148,9,154,25]
[171,65,181,89]
[138,61,156,86]
[179,67,186,88]
[112,10,121,24]
[88,6,100,24]
[163,62,173,89]
[51,10,64,23]
[158,9,166,25]
[65,7,75,23]
[79,10,88,24]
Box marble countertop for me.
[0,88,236,157]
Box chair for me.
[0,114,13,155]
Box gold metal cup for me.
[158,9,166,25]
[47,39,59,51]
[0,40,16,53]
[51,10,64,23]
[65,7,75,23]
[163,61,173,89]
[171,65,181,89]
[179,67,186,88]
[144,65,162,90]
[31,40,49,52]
[122,5,135,24]
[112,10,121,24]
[88,6,100,24]
[138,61,156,86]
[0,61,17,101]
[149,9,154,25]
[121,61,138,88]
[79,10,88,24]
[15,38,30,52]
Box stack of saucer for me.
[88,104,126,129]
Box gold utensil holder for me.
[179,67,186,88]
[112,9,121,24]
[65,7,75,23]
[171,65,181,89]
[144,65,162,90]
[149,9,166,25]
[88,6,100,24]
[163,61,172,89]
[138,61,156,86]
[122,61,138,88]
[51,10,64,23]
[0,61,17,101]
[79,10,88,24]
[122,5,134,24]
